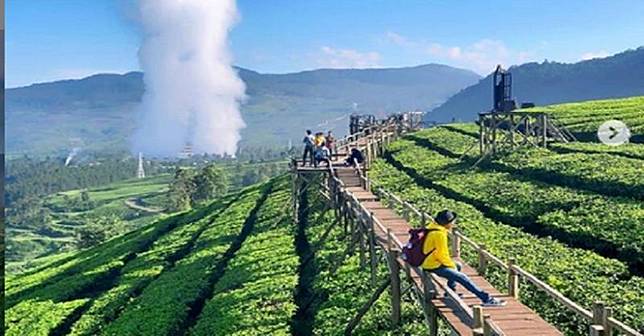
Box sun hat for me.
[435,210,457,225]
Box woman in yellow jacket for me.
[423,210,506,306]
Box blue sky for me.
[6,0,644,87]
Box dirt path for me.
[124,198,164,213]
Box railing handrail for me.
[320,126,642,336]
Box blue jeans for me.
[430,262,490,302]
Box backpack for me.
[401,228,438,267]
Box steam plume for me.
[64,147,80,166]
[133,0,245,157]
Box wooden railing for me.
[328,172,504,336]
[365,172,641,335]
[308,120,641,336]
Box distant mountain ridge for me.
[429,47,644,122]
[6,64,480,155]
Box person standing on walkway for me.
[302,130,315,166]
[423,210,506,307]
[314,131,326,147]
[326,130,335,161]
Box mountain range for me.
[7,47,644,156]
[429,47,644,122]
[6,64,479,156]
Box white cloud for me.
[580,50,610,60]
[316,46,381,69]
[384,31,536,75]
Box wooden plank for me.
[333,167,563,336]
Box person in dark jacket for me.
[344,147,364,168]
[302,130,315,166]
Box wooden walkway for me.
[292,121,640,336]
[338,172,562,336]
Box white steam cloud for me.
[133,0,245,157]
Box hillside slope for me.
[6,64,479,155]
[5,175,430,335]
[429,47,644,122]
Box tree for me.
[80,190,91,203]
[241,169,266,186]
[167,168,195,211]
[76,215,122,249]
[191,164,228,205]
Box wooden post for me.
[479,115,485,155]
[472,305,484,336]
[592,302,608,336]
[491,114,497,154]
[387,229,401,326]
[542,114,548,147]
[421,271,438,336]
[368,212,378,286]
[292,172,300,223]
[508,258,519,299]
[450,229,461,258]
[358,216,366,268]
[366,138,372,168]
[483,314,493,336]
[402,204,410,222]
[365,174,371,192]
[344,278,392,336]
[604,307,613,336]
[589,325,604,336]
[477,244,488,275]
[347,202,354,254]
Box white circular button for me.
[597,120,630,146]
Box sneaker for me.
[482,297,506,307]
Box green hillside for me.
[7,97,644,335]
[5,176,432,335]
[6,175,171,271]
[520,95,644,141]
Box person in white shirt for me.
[302,130,315,166]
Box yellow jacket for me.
[422,221,456,270]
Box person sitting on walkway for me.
[423,210,506,307]
[314,144,331,168]
[344,147,364,169]
[302,129,315,167]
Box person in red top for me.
[326,131,335,161]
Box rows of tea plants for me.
[496,148,644,200]
[5,298,89,336]
[101,184,268,335]
[370,159,644,334]
[524,96,644,114]
[68,194,238,335]
[189,178,299,335]
[302,187,440,335]
[387,140,644,267]
[549,142,644,160]
[4,207,209,335]
[441,123,479,138]
[411,127,644,200]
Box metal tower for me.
[137,152,145,179]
